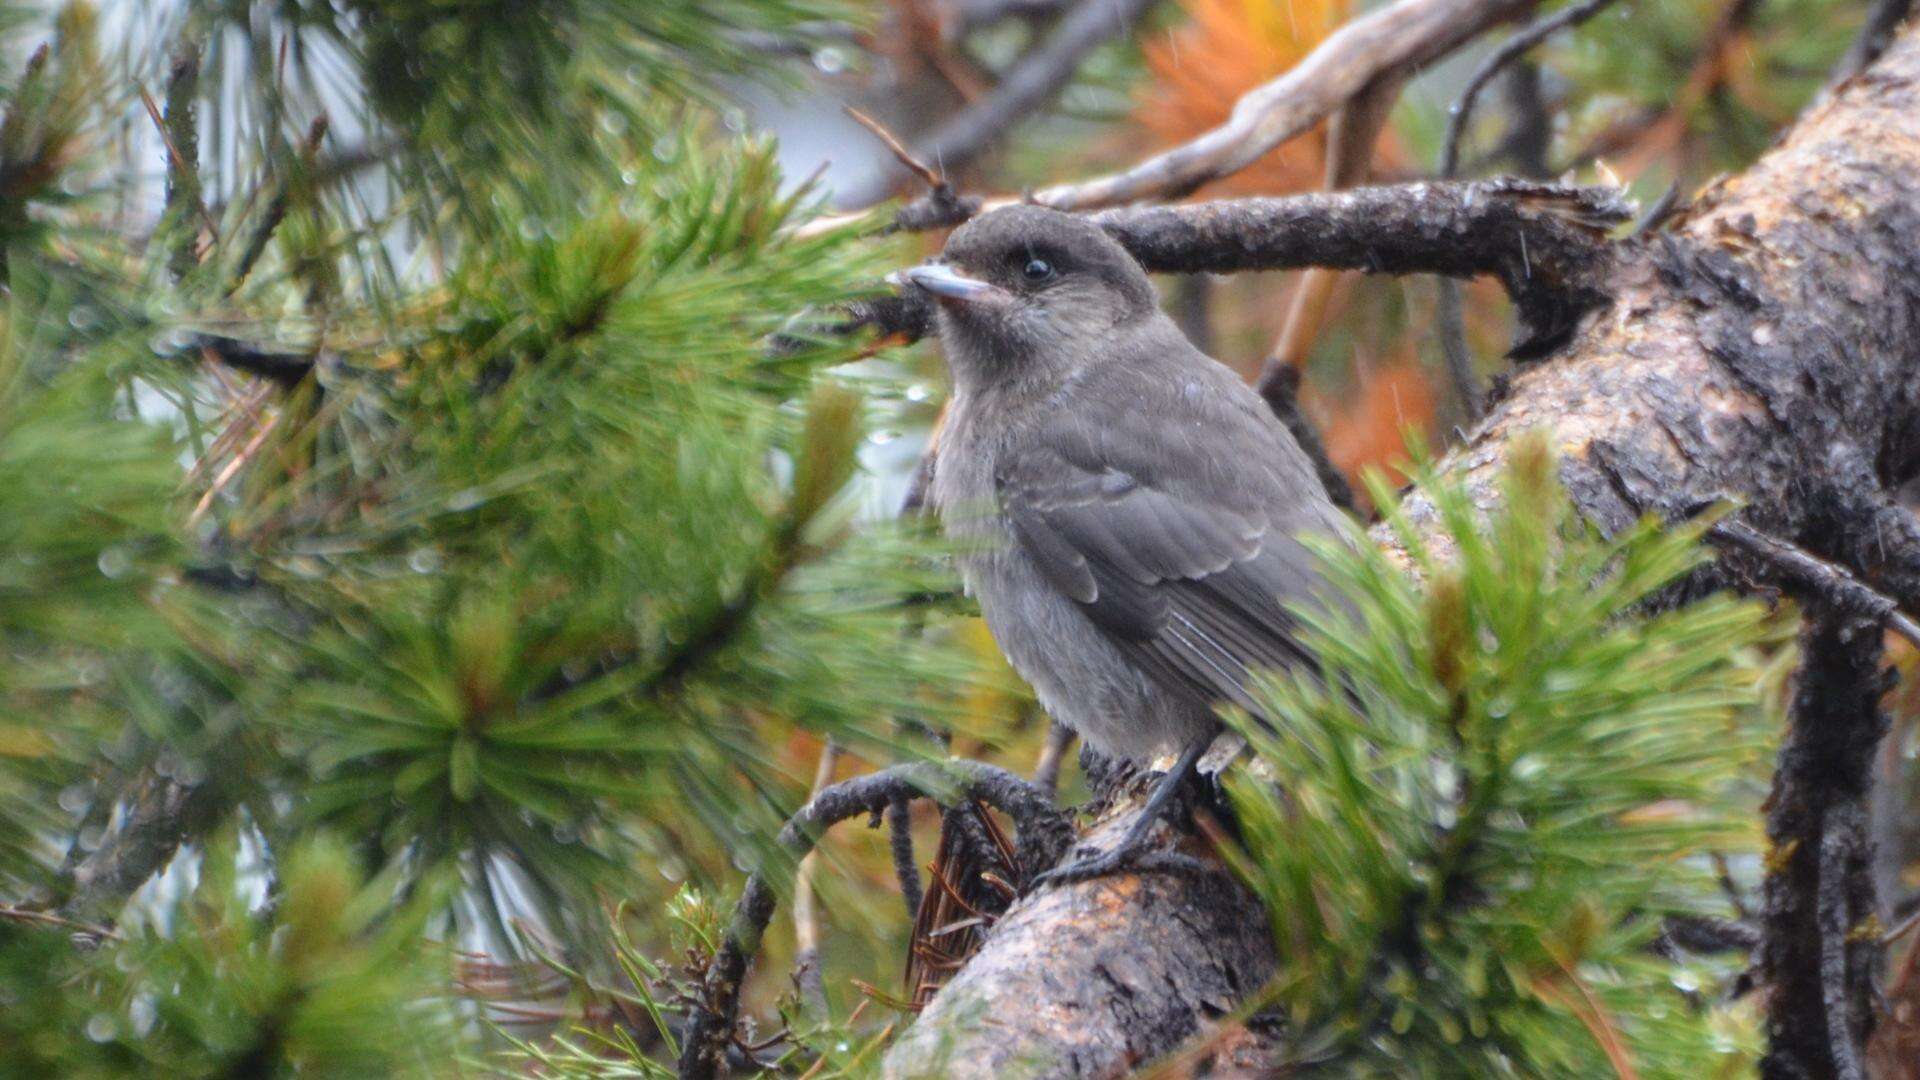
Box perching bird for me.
[905,205,1349,885]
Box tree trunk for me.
[884,21,1920,1078]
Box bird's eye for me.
[1022,258,1055,283]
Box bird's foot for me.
[1029,844,1214,888]
[1028,736,1221,889]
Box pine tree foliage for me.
[0,1,961,1073]
[1227,437,1777,1076]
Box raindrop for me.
[652,135,679,163]
[407,547,443,574]
[58,785,90,815]
[519,217,546,241]
[446,488,484,512]
[813,47,847,74]
[86,1014,116,1042]
[69,306,100,332]
[904,384,931,403]
[867,429,900,445]
[128,993,157,1038]
[599,112,629,136]
[97,546,133,580]
[1671,968,1701,993]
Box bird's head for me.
[903,205,1158,388]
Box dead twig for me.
[1433,0,1625,421]
[0,903,119,943]
[1706,519,1920,652]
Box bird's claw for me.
[1029,846,1215,889]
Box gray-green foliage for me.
[1227,438,1774,1076]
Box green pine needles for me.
[1224,435,1776,1077]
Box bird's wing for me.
[995,395,1339,719]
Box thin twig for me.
[141,86,218,276]
[789,738,842,1015]
[1259,71,1405,378]
[227,114,329,296]
[844,105,942,189]
[1707,519,1920,652]
[1884,904,1920,947]
[1432,0,1624,421]
[0,903,119,942]
[1438,0,1623,178]
[835,0,1162,210]
[887,793,923,922]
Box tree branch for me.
[1760,609,1888,1079]
[1031,0,1541,210]
[676,761,1070,1080]
[59,767,227,926]
[848,180,1629,356]
[835,0,1162,210]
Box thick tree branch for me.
[839,180,1629,356]
[886,21,1920,1076]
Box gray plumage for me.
[911,205,1347,765]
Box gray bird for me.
[904,205,1349,884]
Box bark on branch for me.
[884,21,1920,1077]
[818,179,1628,360]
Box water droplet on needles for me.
[408,547,443,574]
[813,47,847,74]
[58,785,90,815]
[97,546,133,580]
[86,1014,116,1042]
[1671,968,1701,992]
[128,993,157,1037]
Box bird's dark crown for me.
[939,205,1156,316]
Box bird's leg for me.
[1030,737,1217,888]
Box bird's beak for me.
[903,264,1008,306]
